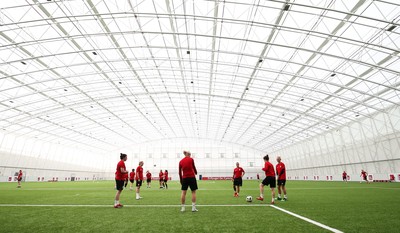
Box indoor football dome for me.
[0,1,399,232]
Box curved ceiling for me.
[0,0,399,153]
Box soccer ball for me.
[246,196,253,202]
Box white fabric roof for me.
[0,0,399,153]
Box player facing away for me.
[276,156,287,201]
[233,162,245,197]
[114,153,128,208]
[146,170,152,188]
[164,170,169,189]
[342,171,347,182]
[17,170,23,188]
[129,169,135,190]
[360,169,369,184]
[179,150,198,212]
[257,154,276,204]
[135,161,144,199]
[159,170,164,189]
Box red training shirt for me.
[179,157,197,180]
[233,167,245,179]
[342,172,347,177]
[276,162,286,180]
[129,171,135,180]
[115,160,126,180]
[146,172,151,179]
[159,172,163,180]
[164,171,168,181]
[262,161,275,177]
[361,171,367,178]
[18,171,23,179]
[136,166,144,180]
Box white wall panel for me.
[271,105,400,182]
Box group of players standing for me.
[114,151,288,210]
[158,169,169,189]
[232,154,287,205]
[114,155,145,208]
[113,153,173,208]
[113,150,200,211]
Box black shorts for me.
[262,176,276,188]
[136,180,143,187]
[342,176,347,180]
[233,177,242,186]
[164,179,168,183]
[18,178,22,182]
[277,179,286,186]
[147,179,151,183]
[130,179,134,183]
[363,176,368,181]
[181,177,198,191]
[115,179,125,191]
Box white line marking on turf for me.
[0,204,269,208]
[270,205,343,233]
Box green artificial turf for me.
[0,180,399,233]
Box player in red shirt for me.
[146,170,152,188]
[135,161,144,200]
[257,154,276,204]
[17,170,23,188]
[360,169,369,184]
[114,153,128,208]
[342,171,347,182]
[179,150,198,212]
[276,156,287,201]
[159,170,164,189]
[129,169,135,190]
[164,170,169,189]
[232,162,245,197]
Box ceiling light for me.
[284,4,290,11]
[21,61,27,65]
[300,98,304,101]
[387,25,396,32]
[92,51,97,55]
[187,51,190,54]
[330,73,336,77]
